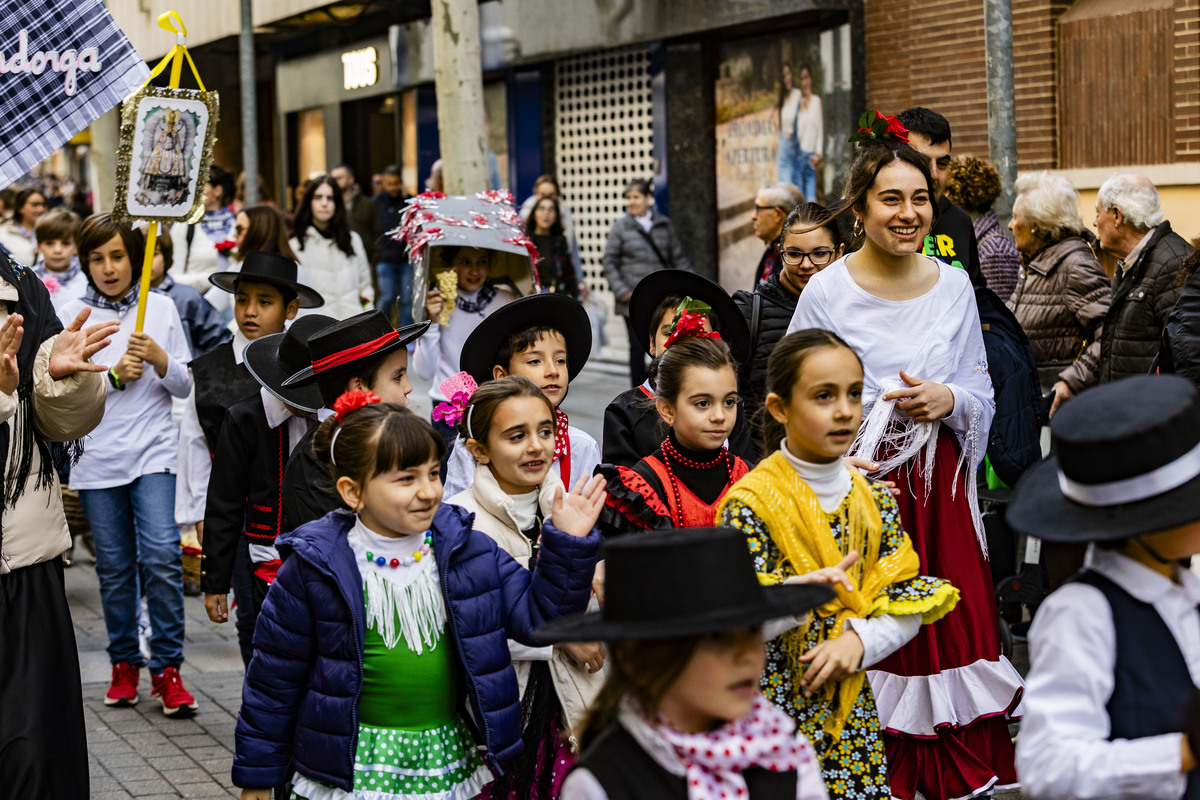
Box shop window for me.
[297,107,326,183]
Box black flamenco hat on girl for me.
[282,310,431,388]
[208,251,325,308]
[1008,374,1200,542]
[459,293,592,386]
[244,314,337,413]
[627,269,751,364]
[533,527,833,643]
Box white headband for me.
[466,404,477,440]
[329,425,344,467]
[1058,438,1200,507]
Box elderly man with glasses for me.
[751,181,803,285]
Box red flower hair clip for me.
[848,109,910,146]
[664,310,723,350]
[333,389,382,422]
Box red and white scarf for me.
[553,408,570,465]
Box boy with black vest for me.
[200,314,334,664]
[1010,374,1200,799]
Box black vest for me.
[573,724,798,800]
[1073,570,1200,799]
[189,343,260,451]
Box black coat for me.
[732,273,800,457]
[926,197,987,289]
[601,385,757,469]
[1159,261,1200,389]
[281,426,342,533]
[189,342,261,452]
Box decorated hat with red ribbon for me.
[282,310,430,388]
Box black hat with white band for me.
[1008,374,1200,542]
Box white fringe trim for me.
[868,657,1025,737]
[290,762,492,800]
[363,560,446,653]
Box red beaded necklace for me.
[659,435,733,522]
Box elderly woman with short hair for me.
[945,157,1020,300]
[1007,172,1111,416]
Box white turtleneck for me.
[779,438,852,513]
[511,488,540,532]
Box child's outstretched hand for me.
[785,551,860,593]
[0,313,24,396]
[798,628,865,696]
[551,474,606,538]
[49,306,120,379]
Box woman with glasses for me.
[734,202,843,456]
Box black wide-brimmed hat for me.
[1008,374,1200,542]
[534,527,833,643]
[282,311,430,388]
[459,293,592,386]
[627,269,751,365]
[209,251,325,309]
[244,315,337,413]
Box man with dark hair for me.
[169,163,239,293]
[330,163,382,268]
[897,107,986,288]
[371,165,412,325]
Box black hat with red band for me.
[282,310,430,388]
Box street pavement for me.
[66,358,1023,799]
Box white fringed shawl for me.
[347,518,446,652]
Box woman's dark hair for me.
[312,402,446,493]
[238,204,298,261]
[760,329,863,454]
[525,195,564,238]
[76,214,146,290]
[623,179,651,198]
[654,337,739,404]
[455,376,554,443]
[293,175,354,257]
[779,202,844,249]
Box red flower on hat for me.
[333,389,382,421]
[848,109,910,146]
[664,311,723,349]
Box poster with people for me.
[714,24,854,292]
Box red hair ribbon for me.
[333,389,382,421]
[312,330,401,374]
[664,311,723,350]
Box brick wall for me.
[1178,0,1200,161]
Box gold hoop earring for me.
[852,217,864,239]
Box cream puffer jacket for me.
[448,461,607,750]
[288,228,374,320]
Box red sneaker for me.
[104,661,140,706]
[151,667,199,717]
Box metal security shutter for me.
[555,46,654,362]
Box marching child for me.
[538,527,836,800]
[444,292,601,497]
[603,269,755,467]
[33,208,87,311]
[278,311,430,530]
[598,327,751,534]
[199,314,334,664]
[233,393,606,800]
[448,376,608,799]
[149,225,231,358]
[717,330,959,798]
[1010,374,1200,800]
[61,213,196,715]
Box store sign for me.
[0,29,102,97]
[342,47,377,91]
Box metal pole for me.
[430,0,489,194]
[983,0,1017,227]
[239,0,260,205]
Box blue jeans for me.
[776,134,798,187]
[796,150,818,202]
[375,260,414,326]
[79,473,185,672]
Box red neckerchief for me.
[553,407,571,485]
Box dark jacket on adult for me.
[232,505,601,791]
[372,190,409,265]
[602,211,691,317]
[1007,235,1110,392]
[1158,257,1200,389]
[346,191,383,265]
[732,272,800,457]
[1098,221,1194,383]
[925,197,986,289]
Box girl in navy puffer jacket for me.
[233,392,606,799]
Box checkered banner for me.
[0,0,149,188]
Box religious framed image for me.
[113,85,220,223]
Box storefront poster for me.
[715,26,853,292]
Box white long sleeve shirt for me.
[1017,547,1200,800]
[412,284,515,403]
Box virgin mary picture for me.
[136,107,194,205]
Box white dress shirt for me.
[1017,546,1200,800]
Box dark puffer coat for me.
[1159,255,1200,389]
[232,505,601,791]
[1098,221,1194,383]
[733,273,800,457]
[1007,235,1110,392]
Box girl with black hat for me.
[537,527,836,800]
[1010,374,1200,800]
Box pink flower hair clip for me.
[432,371,479,428]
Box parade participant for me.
[233,394,605,800]
[0,248,120,798]
[718,330,959,798]
[603,270,755,467]
[0,187,47,267]
[525,195,581,299]
[735,204,844,456]
[448,376,609,799]
[33,208,87,310]
[1009,374,1200,800]
[61,214,197,715]
[279,311,430,531]
[444,292,600,497]
[414,245,516,459]
[541,527,835,800]
[751,181,803,285]
[598,332,750,535]
[148,226,230,357]
[200,314,334,666]
[787,116,1022,800]
[290,175,374,319]
[171,165,238,292]
[202,205,299,320]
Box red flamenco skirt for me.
[868,427,1023,800]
